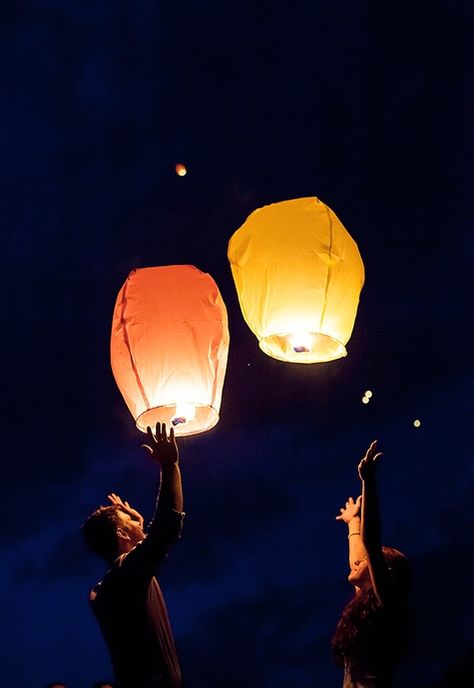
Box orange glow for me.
[228,197,365,363]
[110,266,229,436]
[175,163,187,176]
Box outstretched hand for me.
[142,422,179,467]
[336,495,362,522]
[358,440,382,481]
[108,493,144,528]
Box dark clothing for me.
[343,652,394,688]
[90,509,184,688]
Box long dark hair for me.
[332,546,412,663]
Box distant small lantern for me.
[175,163,187,176]
[110,265,229,436]
[228,197,365,363]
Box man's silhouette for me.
[83,423,184,688]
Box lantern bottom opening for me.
[136,404,219,437]
[259,332,347,363]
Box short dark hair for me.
[82,505,122,561]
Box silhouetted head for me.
[333,546,412,662]
[82,504,144,562]
[348,553,370,588]
[382,546,412,593]
[348,546,411,593]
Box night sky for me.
[3,2,473,687]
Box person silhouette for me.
[83,423,184,688]
[332,440,412,688]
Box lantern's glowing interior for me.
[260,331,346,363]
[173,403,196,424]
[137,403,218,436]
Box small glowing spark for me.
[365,390,373,398]
[362,396,370,404]
[413,419,421,428]
[175,163,187,177]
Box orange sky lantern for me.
[175,163,187,176]
[228,197,365,363]
[110,265,229,436]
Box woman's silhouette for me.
[332,441,411,688]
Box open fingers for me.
[153,422,167,442]
[160,422,168,441]
[169,425,176,448]
[108,493,122,505]
[367,440,383,461]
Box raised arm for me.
[358,440,391,606]
[143,422,184,515]
[122,423,184,572]
[336,495,366,569]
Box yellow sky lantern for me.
[228,197,365,363]
[110,265,229,436]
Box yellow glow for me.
[362,396,370,404]
[288,332,314,353]
[228,197,365,364]
[175,163,187,176]
[365,390,373,398]
[413,419,421,428]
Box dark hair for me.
[332,546,411,663]
[82,505,122,561]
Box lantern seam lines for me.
[119,277,151,411]
[318,204,333,334]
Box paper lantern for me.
[110,265,229,436]
[228,197,364,363]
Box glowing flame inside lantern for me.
[289,332,314,353]
[171,403,196,426]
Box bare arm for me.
[336,495,366,568]
[359,440,391,606]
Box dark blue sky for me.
[2,2,472,687]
